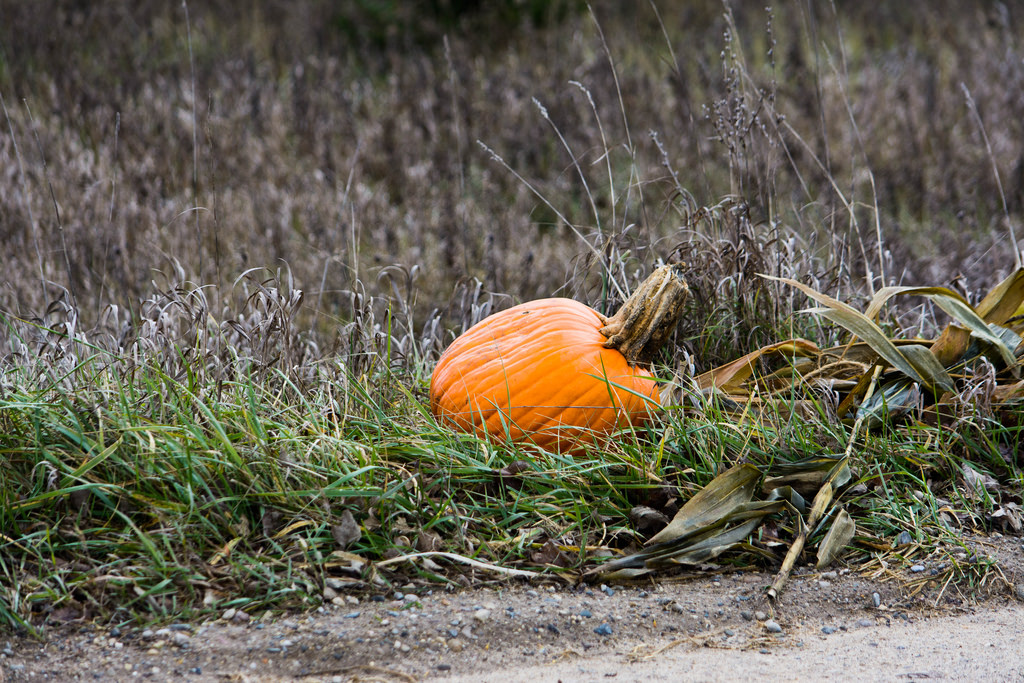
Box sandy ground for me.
[428,604,1024,682]
[3,534,1023,682]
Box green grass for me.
[3,318,1019,633]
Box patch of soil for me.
[3,534,1023,682]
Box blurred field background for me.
[2,0,1022,363]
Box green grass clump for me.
[4,310,1017,633]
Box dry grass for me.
[1,1,1022,361]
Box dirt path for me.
[4,535,1023,682]
[428,604,1024,682]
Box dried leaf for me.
[415,529,443,552]
[765,275,956,393]
[927,297,1018,371]
[262,509,283,536]
[990,503,1023,533]
[765,454,852,490]
[815,508,855,568]
[628,505,671,533]
[974,267,1024,324]
[646,516,768,568]
[961,464,999,500]
[932,268,1024,364]
[697,339,821,394]
[530,539,572,567]
[647,464,762,545]
[497,460,532,490]
[856,379,922,426]
[332,509,362,549]
[593,500,787,578]
[815,308,955,393]
[763,484,808,512]
[863,285,972,322]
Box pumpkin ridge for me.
[436,319,605,403]
[435,330,596,436]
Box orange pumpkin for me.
[429,264,689,452]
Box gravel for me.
[3,534,1022,682]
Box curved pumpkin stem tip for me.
[600,262,689,366]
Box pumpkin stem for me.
[599,263,689,366]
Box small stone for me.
[764,620,782,634]
[404,594,419,604]
[343,611,361,619]
[473,609,492,622]
[141,629,156,641]
[447,639,463,653]
[232,610,251,624]
[910,565,925,573]
[221,608,236,622]
[171,632,191,648]
[323,586,339,601]
[740,611,753,621]
[895,530,912,546]
[1014,584,1024,602]
[724,629,735,637]
[346,595,360,605]
[579,609,592,618]
[822,626,836,635]
[855,619,873,628]
[754,611,768,622]
[594,622,613,636]
[280,639,294,648]
[871,592,881,608]
[437,664,452,671]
